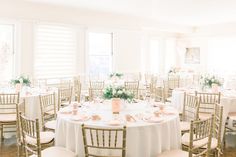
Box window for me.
[149,39,159,73]
[0,24,14,82]
[34,24,77,79]
[165,38,177,72]
[88,32,113,76]
[208,37,236,74]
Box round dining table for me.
[55,101,181,157]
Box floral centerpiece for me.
[109,73,123,78]
[200,74,222,90]
[103,86,134,113]
[11,75,31,86]
[103,86,134,101]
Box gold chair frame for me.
[0,93,19,141]
[82,124,127,157]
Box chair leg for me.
[0,124,3,142]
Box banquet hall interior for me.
[1,0,236,157]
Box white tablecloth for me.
[55,102,181,157]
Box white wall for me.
[0,0,185,79]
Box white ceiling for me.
[25,0,236,26]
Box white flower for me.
[19,78,23,84]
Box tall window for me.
[88,32,113,76]
[165,38,177,72]
[34,24,77,79]
[208,37,236,74]
[0,24,14,82]
[149,39,159,73]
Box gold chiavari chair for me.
[16,102,54,157]
[20,113,76,157]
[0,93,19,141]
[124,81,139,99]
[74,78,82,102]
[212,104,223,157]
[182,104,223,157]
[152,86,164,102]
[180,93,200,134]
[82,124,127,157]
[195,91,221,120]
[58,87,73,109]
[16,100,26,157]
[150,76,158,96]
[60,79,72,89]
[163,75,180,101]
[158,116,214,157]
[89,81,104,101]
[39,93,57,131]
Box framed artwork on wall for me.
[185,47,200,64]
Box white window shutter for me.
[34,24,77,79]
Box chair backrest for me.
[39,93,56,129]
[182,93,200,122]
[0,93,19,115]
[89,81,104,101]
[195,92,221,115]
[20,113,41,157]
[58,87,72,109]
[167,75,180,90]
[82,124,127,157]
[153,87,164,102]
[16,100,26,146]
[189,115,214,157]
[124,81,139,99]
[150,76,158,94]
[214,104,223,151]
[74,79,82,102]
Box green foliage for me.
[11,75,31,86]
[109,73,123,78]
[200,74,222,88]
[103,86,134,101]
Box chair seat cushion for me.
[181,133,218,149]
[0,114,16,122]
[26,131,54,145]
[157,149,189,157]
[166,97,172,102]
[45,110,55,115]
[199,113,211,120]
[30,146,76,157]
[228,112,236,121]
[45,120,56,130]
[180,121,190,132]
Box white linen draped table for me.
[55,101,181,157]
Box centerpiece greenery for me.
[103,86,134,101]
[200,74,222,88]
[11,75,31,86]
[109,72,123,78]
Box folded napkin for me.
[125,114,136,122]
[91,115,102,121]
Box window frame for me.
[85,30,114,79]
[0,21,17,81]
